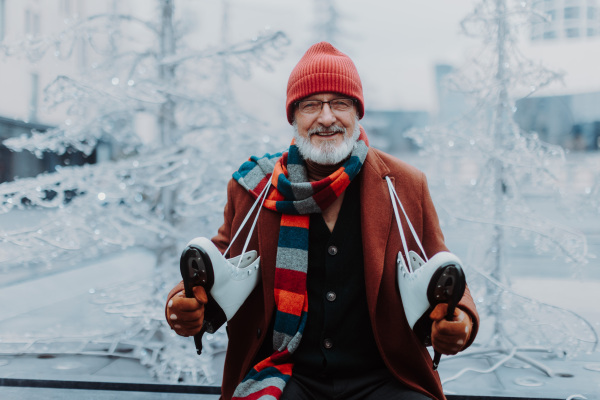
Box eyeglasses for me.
[295,98,356,115]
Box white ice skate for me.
[386,176,466,369]
[396,250,464,329]
[180,236,260,322]
[180,179,272,351]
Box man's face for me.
[293,92,359,165]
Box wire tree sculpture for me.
[407,0,598,384]
[0,0,289,384]
[311,0,342,46]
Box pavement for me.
[0,344,599,399]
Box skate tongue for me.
[396,251,408,271]
[408,250,425,271]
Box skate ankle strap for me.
[225,179,272,267]
[385,176,428,271]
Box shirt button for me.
[326,291,337,302]
[323,338,333,349]
[327,246,338,256]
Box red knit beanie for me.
[286,42,364,124]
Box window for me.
[543,30,558,39]
[564,6,581,19]
[565,27,581,37]
[588,6,597,19]
[587,27,597,36]
[25,9,40,36]
[29,73,39,122]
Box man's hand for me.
[167,286,208,337]
[429,303,472,355]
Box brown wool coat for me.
[167,147,479,400]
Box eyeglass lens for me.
[298,99,354,114]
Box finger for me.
[433,334,464,354]
[432,319,470,355]
[432,330,466,348]
[169,308,204,323]
[171,316,203,332]
[435,318,470,337]
[431,331,464,354]
[429,303,448,321]
[174,325,203,337]
[193,286,208,304]
[170,297,205,311]
[451,308,467,322]
[433,342,462,355]
[166,290,185,309]
[174,319,203,330]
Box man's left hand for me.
[429,303,472,355]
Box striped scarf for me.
[230,129,369,399]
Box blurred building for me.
[433,1,600,152]
[0,117,51,183]
[520,0,600,152]
[531,0,600,41]
[0,1,138,183]
[0,0,90,125]
[360,110,429,153]
[0,116,97,184]
[514,92,600,150]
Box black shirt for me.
[292,178,385,377]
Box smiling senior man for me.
[165,42,479,400]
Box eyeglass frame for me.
[294,98,357,115]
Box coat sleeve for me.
[164,178,239,335]
[420,173,480,350]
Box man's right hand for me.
[167,286,208,337]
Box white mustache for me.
[308,125,346,136]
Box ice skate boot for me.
[397,250,464,329]
[180,236,260,324]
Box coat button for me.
[326,291,337,302]
[257,328,261,338]
[323,338,333,349]
[327,246,338,256]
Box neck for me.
[305,158,347,181]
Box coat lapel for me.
[360,149,393,317]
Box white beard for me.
[293,121,360,165]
